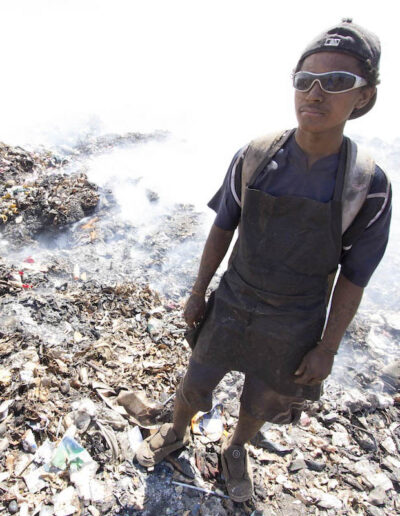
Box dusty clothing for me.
[177,358,305,424]
[192,139,348,401]
[209,133,391,287]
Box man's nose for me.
[306,80,325,100]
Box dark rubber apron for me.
[192,145,346,401]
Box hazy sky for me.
[1,0,398,147]
[0,0,397,309]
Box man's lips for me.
[300,106,326,116]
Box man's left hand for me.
[294,346,335,386]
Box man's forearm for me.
[320,273,364,353]
[192,224,235,295]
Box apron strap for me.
[246,129,295,189]
[332,137,348,202]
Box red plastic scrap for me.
[23,257,35,263]
[22,284,33,289]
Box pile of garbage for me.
[0,137,399,515]
[0,141,100,248]
[0,270,190,515]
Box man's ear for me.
[356,86,376,110]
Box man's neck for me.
[295,128,344,168]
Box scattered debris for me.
[0,141,99,248]
[191,404,225,443]
[0,136,399,515]
[117,390,164,428]
[171,480,230,499]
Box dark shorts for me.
[177,358,305,424]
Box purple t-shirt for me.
[208,135,391,287]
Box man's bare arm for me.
[320,273,364,353]
[184,223,235,327]
[295,273,364,385]
[192,224,235,295]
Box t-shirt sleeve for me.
[340,165,392,287]
[207,146,247,230]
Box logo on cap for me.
[324,38,341,47]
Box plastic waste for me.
[19,362,37,384]
[23,466,48,493]
[0,399,13,421]
[116,390,163,427]
[53,486,80,516]
[38,505,55,516]
[251,423,293,456]
[19,503,29,516]
[0,437,10,453]
[127,425,143,454]
[0,367,11,387]
[22,429,37,454]
[171,481,229,499]
[191,404,224,442]
[73,264,80,280]
[34,439,55,465]
[70,398,96,432]
[166,448,197,479]
[0,471,10,482]
[71,470,113,503]
[316,491,342,510]
[147,317,163,335]
[47,433,97,473]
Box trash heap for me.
[0,141,99,248]
[0,137,399,516]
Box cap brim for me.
[349,90,377,119]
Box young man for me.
[137,20,391,502]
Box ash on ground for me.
[0,136,399,516]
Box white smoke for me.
[0,0,398,307]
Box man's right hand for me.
[183,224,234,328]
[184,292,206,327]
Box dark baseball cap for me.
[296,19,381,119]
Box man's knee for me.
[240,377,305,424]
[176,358,226,413]
[176,379,213,413]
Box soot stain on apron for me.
[192,144,347,401]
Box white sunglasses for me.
[293,71,367,94]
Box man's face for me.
[295,52,374,135]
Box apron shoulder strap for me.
[241,129,294,205]
[342,139,375,234]
[240,133,376,238]
[230,129,291,266]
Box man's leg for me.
[173,357,228,437]
[173,375,266,445]
[229,404,265,446]
[136,358,227,467]
[171,394,197,440]
[221,377,305,502]
[173,390,266,444]
[220,403,264,502]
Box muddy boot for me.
[136,423,190,468]
[221,440,253,502]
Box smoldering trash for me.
[0,135,399,516]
